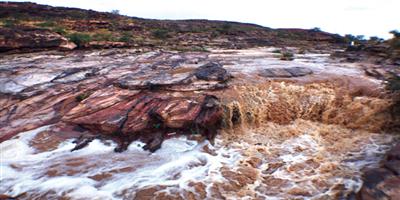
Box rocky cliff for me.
[0,2,346,53]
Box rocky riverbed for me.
[0,47,399,199]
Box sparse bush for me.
[344,34,356,44]
[118,32,133,43]
[152,29,170,39]
[280,52,294,61]
[111,10,120,15]
[52,27,67,35]
[92,32,114,41]
[191,46,209,52]
[75,92,91,102]
[67,33,92,47]
[217,23,232,34]
[272,49,281,53]
[37,21,56,28]
[390,30,400,38]
[389,30,400,49]
[2,19,20,28]
[311,27,321,32]
[356,35,365,41]
[298,48,306,54]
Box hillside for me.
[0,2,346,53]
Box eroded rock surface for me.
[64,92,223,152]
[0,50,231,151]
[358,143,400,200]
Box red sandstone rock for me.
[63,92,223,152]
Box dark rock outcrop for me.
[194,62,231,82]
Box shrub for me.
[272,49,281,53]
[152,29,170,39]
[92,32,114,41]
[311,27,321,32]
[280,52,294,61]
[52,27,67,35]
[37,21,56,28]
[75,92,91,102]
[67,33,92,47]
[217,23,232,34]
[2,19,19,28]
[118,32,133,43]
[111,10,120,15]
[390,30,400,38]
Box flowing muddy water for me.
[0,122,396,199]
[0,48,398,199]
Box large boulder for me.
[194,62,231,82]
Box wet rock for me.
[115,71,192,90]
[384,160,400,175]
[260,67,313,78]
[64,92,223,152]
[357,143,400,200]
[115,62,231,92]
[194,62,231,82]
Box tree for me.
[390,30,400,38]
[311,27,321,32]
[369,36,383,43]
[111,10,120,15]
[356,35,365,41]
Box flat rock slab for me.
[260,67,313,78]
[115,62,231,91]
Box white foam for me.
[0,123,395,199]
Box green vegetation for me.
[67,33,92,47]
[111,10,120,15]
[75,92,91,102]
[152,29,170,39]
[2,19,20,28]
[92,32,115,41]
[280,52,294,61]
[37,20,56,28]
[311,27,321,32]
[272,49,281,53]
[216,23,232,34]
[390,30,400,38]
[191,46,209,52]
[118,32,133,43]
[389,30,400,49]
[153,123,161,129]
[52,26,67,35]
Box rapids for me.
[0,48,398,199]
[0,122,396,199]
